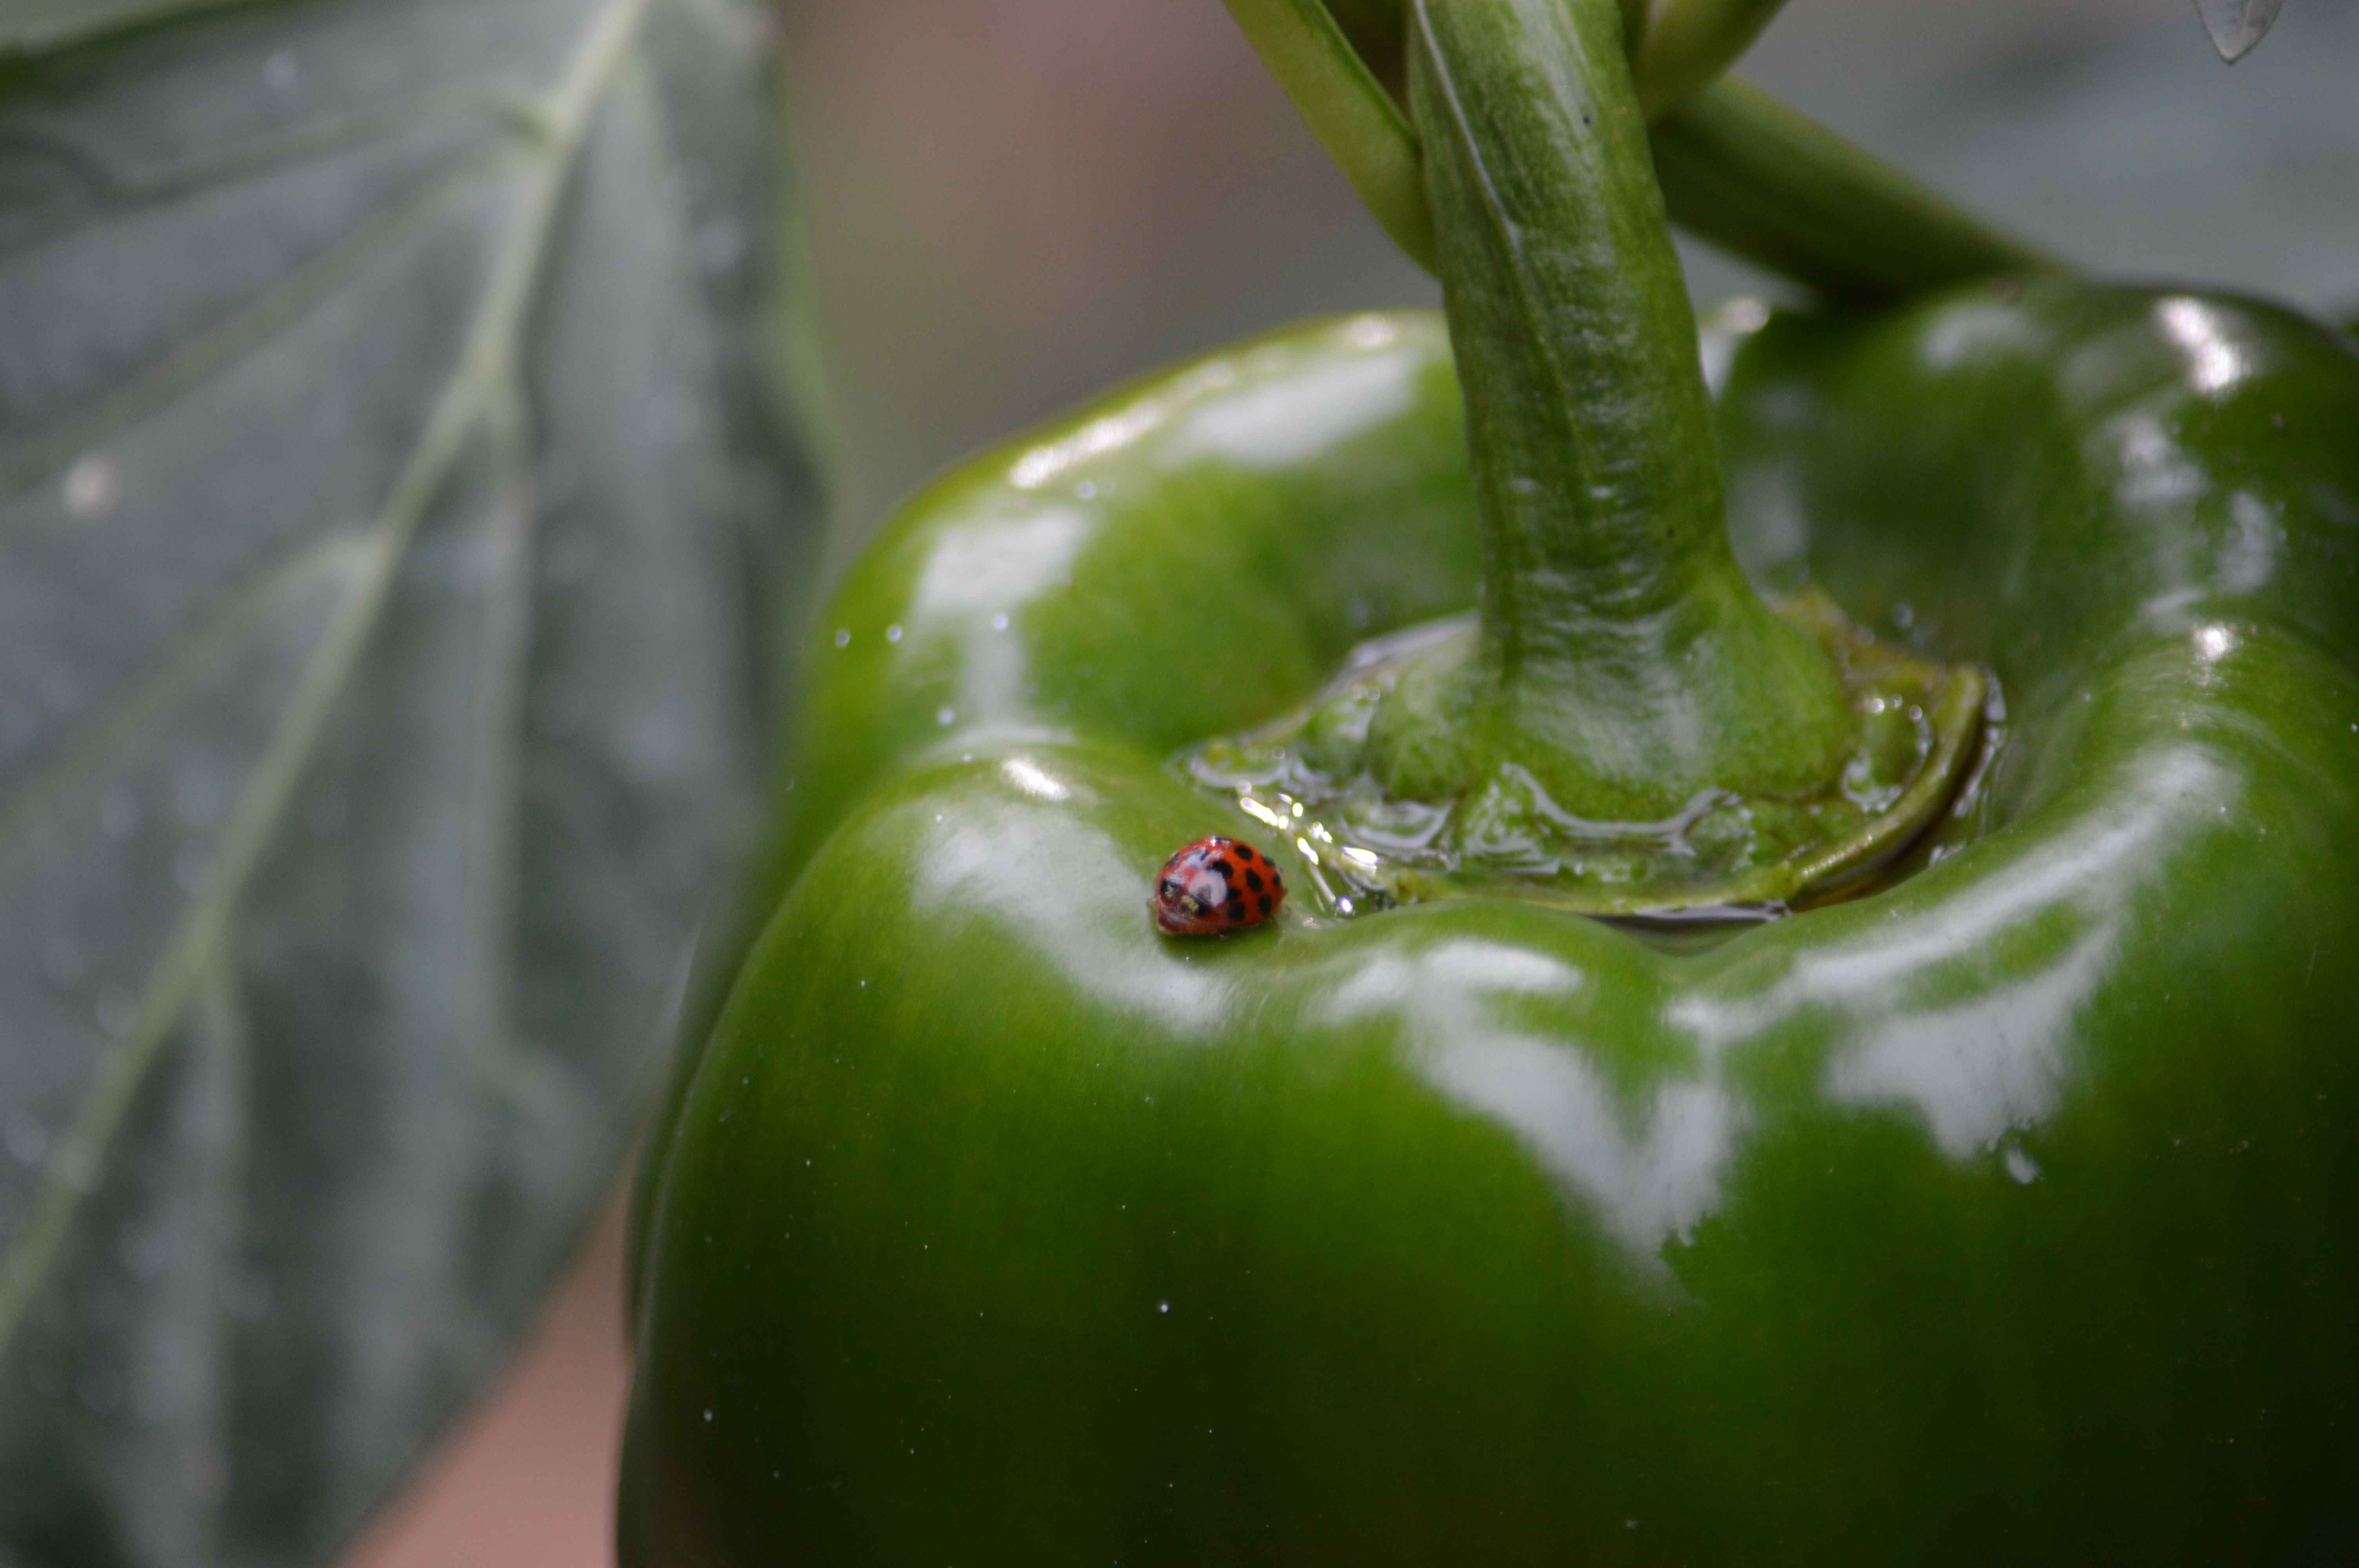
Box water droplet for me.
[834,628,851,648]
[1156,1300,1170,1314]
[1076,480,1096,500]
[2195,0,2283,62]
[936,707,956,727]
[2004,1146,2042,1185]
[991,613,1009,632]
[703,1408,715,1421]
[62,454,121,518]
[885,624,903,643]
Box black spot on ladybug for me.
[1234,844,1254,861]
[1246,870,1264,892]
[1258,894,1273,915]
[1227,903,1247,922]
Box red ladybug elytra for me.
[1153,836,1284,935]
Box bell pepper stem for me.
[1405,0,1851,818]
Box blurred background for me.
[345,0,2359,1562]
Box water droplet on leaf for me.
[62,454,121,518]
[2195,0,2284,62]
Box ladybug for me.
[1153,836,1284,935]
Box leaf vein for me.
[0,0,658,1362]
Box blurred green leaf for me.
[0,1,248,59]
[0,0,820,1562]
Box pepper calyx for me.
[1183,588,1988,920]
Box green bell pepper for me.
[621,1,2359,1559]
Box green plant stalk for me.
[1402,0,1848,817]
[1652,75,2055,299]
[1226,0,2056,298]
[1222,0,1436,268]
[1629,0,1788,119]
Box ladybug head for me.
[1160,877,1203,917]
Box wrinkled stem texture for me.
[1407,0,1848,817]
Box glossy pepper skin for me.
[619,285,2359,1564]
